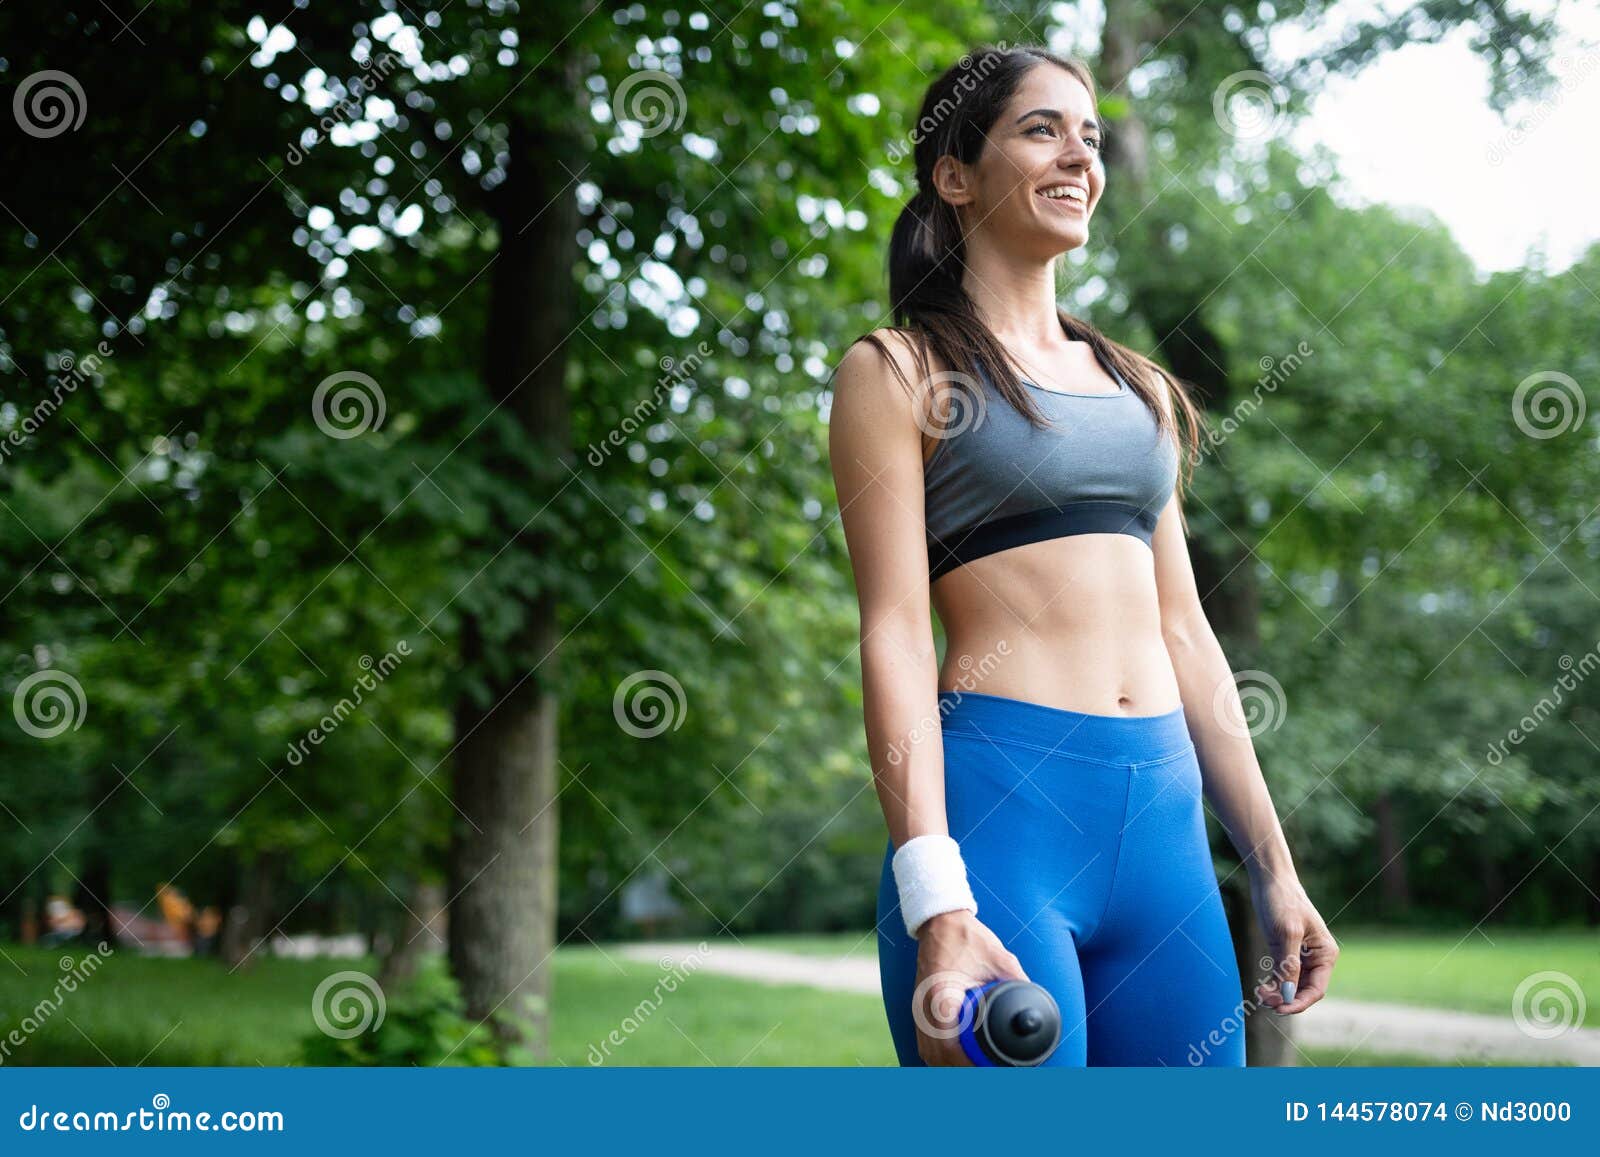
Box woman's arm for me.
[1149,489,1340,1015]
[827,332,952,848]
[828,332,1028,1063]
[1150,494,1297,879]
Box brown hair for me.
[855,45,1204,511]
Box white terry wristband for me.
[891,833,978,938]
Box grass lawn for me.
[0,925,1590,1066]
[0,944,895,1067]
[1296,925,1599,1028]
[714,925,1600,1030]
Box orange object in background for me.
[155,883,194,932]
[196,906,221,938]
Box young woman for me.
[827,45,1338,1067]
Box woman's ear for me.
[931,154,977,207]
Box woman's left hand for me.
[1249,869,1338,1014]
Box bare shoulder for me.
[828,330,938,603]
[832,327,947,444]
[833,327,936,397]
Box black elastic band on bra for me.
[929,500,1158,580]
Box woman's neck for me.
[959,243,1062,347]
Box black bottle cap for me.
[977,980,1062,1066]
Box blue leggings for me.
[877,690,1247,1067]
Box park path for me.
[618,941,1600,1065]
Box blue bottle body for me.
[956,982,1001,1066]
[956,979,1062,1067]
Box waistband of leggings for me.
[937,689,1194,766]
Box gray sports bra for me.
[923,351,1179,581]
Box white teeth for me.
[1040,186,1086,203]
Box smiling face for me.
[934,63,1104,259]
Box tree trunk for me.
[380,880,447,988]
[1372,790,1412,912]
[1099,0,1287,1064]
[74,844,114,945]
[1226,876,1298,1065]
[71,762,119,944]
[1099,1,1154,200]
[221,853,275,969]
[19,889,39,945]
[1477,846,1506,918]
[446,50,582,1053]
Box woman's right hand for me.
[910,909,1029,1066]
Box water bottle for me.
[956,979,1061,1067]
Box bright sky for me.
[1058,0,1600,276]
[1278,0,1600,276]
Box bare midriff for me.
[930,533,1181,717]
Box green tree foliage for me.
[0,0,1594,1066]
